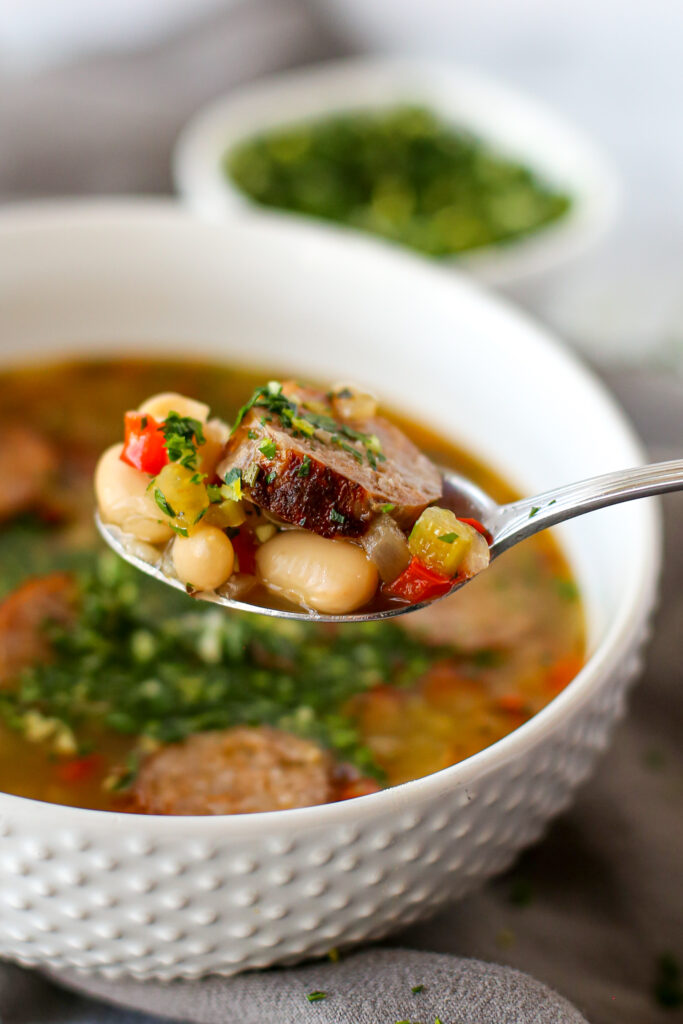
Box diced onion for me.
[460,530,491,577]
[331,385,378,421]
[360,514,411,582]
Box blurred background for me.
[0,0,681,374]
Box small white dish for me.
[174,57,620,288]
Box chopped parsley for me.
[247,429,258,440]
[259,439,277,459]
[438,533,458,544]
[266,469,277,485]
[411,984,424,994]
[380,503,396,514]
[306,992,327,1003]
[0,559,459,780]
[329,508,346,524]
[298,455,312,478]
[529,506,540,519]
[160,412,205,471]
[231,382,384,469]
[555,579,579,602]
[153,489,175,519]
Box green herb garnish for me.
[380,503,395,513]
[306,992,327,1003]
[411,984,424,994]
[227,106,571,258]
[259,439,277,459]
[298,456,312,478]
[266,469,277,485]
[230,382,383,468]
[439,533,458,544]
[529,507,540,518]
[1,560,457,779]
[154,489,175,519]
[329,508,346,524]
[161,412,205,471]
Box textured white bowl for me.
[173,58,620,288]
[0,201,657,980]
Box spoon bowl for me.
[96,458,683,622]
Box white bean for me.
[95,443,173,544]
[172,525,235,592]
[256,531,379,614]
[138,392,209,424]
[198,418,230,478]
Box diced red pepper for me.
[120,412,169,476]
[55,753,102,785]
[545,655,583,695]
[459,517,493,545]
[336,777,382,801]
[385,556,453,604]
[231,528,257,575]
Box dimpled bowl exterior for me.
[0,203,658,979]
[0,639,647,980]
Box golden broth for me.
[0,359,584,811]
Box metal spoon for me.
[96,458,682,623]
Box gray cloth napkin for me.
[32,950,585,1024]
[0,3,681,1022]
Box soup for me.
[95,379,491,615]
[0,358,584,814]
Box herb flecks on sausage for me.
[218,382,442,538]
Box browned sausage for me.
[0,426,57,522]
[125,726,333,815]
[218,383,442,538]
[0,572,78,689]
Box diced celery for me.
[153,463,209,535]
[408,507,476,577]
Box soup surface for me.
[0,358,584,813]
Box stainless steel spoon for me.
[96,458,682,623]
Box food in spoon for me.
[226,106,572,258]
[0,356,584,813]
[94,381,490,614]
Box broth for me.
[0,358,584,812]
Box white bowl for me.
[0,200,657,980]
[173,58,620,288]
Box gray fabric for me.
[46,949,588,1024]
[0,3,681,1023]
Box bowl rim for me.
[173,55,621,287]
[0,198,659,835]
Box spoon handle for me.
[491,458,683,555]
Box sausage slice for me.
[0,572,78,688]
[126,726,333,815]
[218,383,442,538]
[0,426,57,522]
